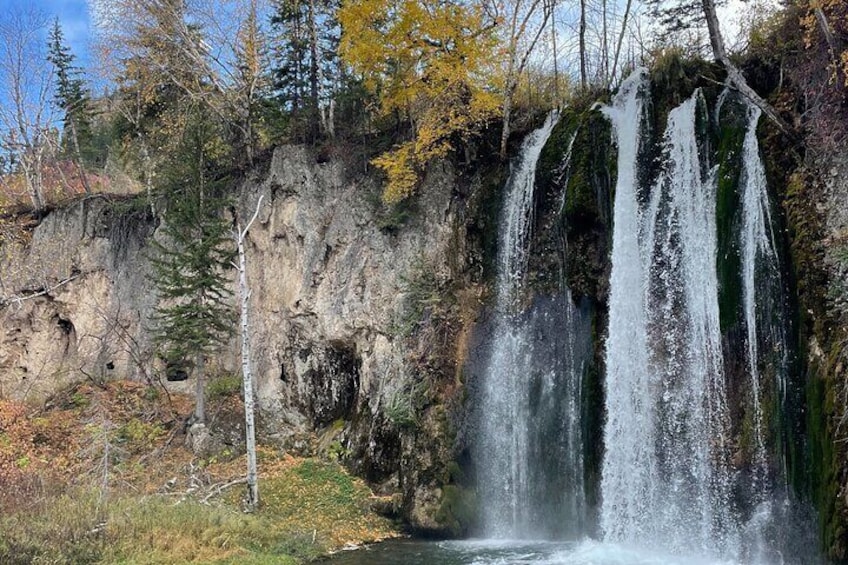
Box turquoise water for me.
[325,539,737,564]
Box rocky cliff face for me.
[794,151,848,559]
[0,197,157,399]
[0,145,490,533]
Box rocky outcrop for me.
[0,199,157,399]
[0,145,489,533]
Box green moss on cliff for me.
[533,90,614,301]
[435,485,477,537]
[763,133,847,559]
[646,51,725,146]
[714,101,747,333]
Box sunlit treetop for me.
[339,0,501,203]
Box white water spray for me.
[740,102,779,486]
[478,113,559,537]
[601,76,736,557]
[478,112,590,539]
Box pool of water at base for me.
[324,539,740,565]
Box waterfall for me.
[467,68,810,559]
[741,106,774,490]
[601,75,737,557]
[737,100,800,562]
[495,114,559,307]
[741,103,776,492]
[598,69,657,543]
[477,112,591,539]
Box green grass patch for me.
[207,374,243,400]
[0,456,397,564]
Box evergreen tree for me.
[270,0,341,141]
[150,109,235,424]
[271,0,309,113]
[47,18,94,187]
[234,0,268,165]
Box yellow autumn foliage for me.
[339,0,501,204]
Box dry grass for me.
[0,380,400,564]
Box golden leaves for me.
[372,143,420,204]
[340,0,501,203]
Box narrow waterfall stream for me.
[738,100,792,500]
[477,112,592,540]
[741,104,775,487]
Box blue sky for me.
[4,0,93,65]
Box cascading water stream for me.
[735,99,802,562]
[596,69,812,563]
[494,114,559,306]
[598,69,657,543]
[601,73,737,557]
[467,68,811,561]
[740,102,778,494]
[477,112,591,540]
[478,112,557,537]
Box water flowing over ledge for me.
[466,67,819,563]
[477,112,593,540]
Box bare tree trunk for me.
[498,0,552,159]
[813,4,839,59]
[27,174,45,211]
[307,0,320,141]
[701,0,791,133]
[293,16,303,114]
[328,99,335,139]
[240,0,259,167]
[549,0,560,103]
[602,0,609,83]
[195,354,206,423]
[0,8,53,212]
[139,138,156,216]
[235,195,264,512]
[579,0,587,89]
[245,110,255,165]
[68,117,91,194]
[609,0,633,88]
[500,85,515,159]
[21,158,45,211]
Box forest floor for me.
[0,379,400,564]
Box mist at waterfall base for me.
[455,70,819,564]
[471,112,594,542]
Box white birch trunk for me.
[195,354,206,423]
[235,195,263,511]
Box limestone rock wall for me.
[0,145,472,533]
[0,199,157,399]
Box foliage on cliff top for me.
[339,0,501,204]
[0,380,399,564]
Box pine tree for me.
[47,18,93,192]
[150,110,235,425]
[270,0,341,141]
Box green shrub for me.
[208,374,243,399]
[384,379,430,429]
[115,418,166,451]
[385,388,418,429]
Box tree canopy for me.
[339,0,501,203]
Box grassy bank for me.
[0,381,399,564]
